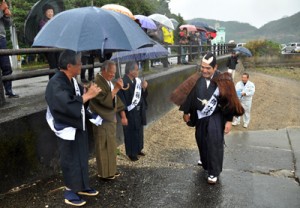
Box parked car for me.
[236,43,246,47]
[282,43,300,53]
[294,45,300,53]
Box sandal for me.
[64,190,86,206]
[77,188,99,196]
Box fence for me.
[0,43,233,106]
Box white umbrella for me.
[148,14,174,30]
[170,18,179,28]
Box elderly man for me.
[232,72,255,128]
[45,50,101,206]
[118,62,148,161]
[89,60,128,180]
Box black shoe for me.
[7,93,19,98]
[128,156,139,161]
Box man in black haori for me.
[177,52,243,184]
[118,62,148,161]
[45,50,101,206]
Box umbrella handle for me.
[121,83,130,90]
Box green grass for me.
[20,62,48,71]
[249,67,300,81]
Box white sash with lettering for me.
[197,87,219,119]
[46,78,86,140]
[127,77,142,111]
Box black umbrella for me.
[24,0,65,45]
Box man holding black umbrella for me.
[0,0,19,98]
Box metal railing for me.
[0,44,233,106]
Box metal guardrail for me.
[0,44,233,106]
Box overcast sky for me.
[169,0,300,28]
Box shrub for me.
[245,40,281,56]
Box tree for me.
[9,0,179,48]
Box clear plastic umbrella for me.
[148,14,174,30]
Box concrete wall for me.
[0,56,228,193]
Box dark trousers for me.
[80,56,94,81]
[46,52,60,79]
[195,112,224,176]
[0,37,13,95]
[57,130,90,192]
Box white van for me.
[236,43,246,47]
[282,43,300,53]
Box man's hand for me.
[120,111,128,126]
[224,121,232,134]
[142,80,148,89]
[121,117,128,126]
[87,83,101,98]
[114,78,124,90]
[183,114,190,123]
[82,83,101,103]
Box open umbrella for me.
[170,18,179,28]
[233,46,252,57]
[148,14,174,30]
[191,21,217,33]
[179,24,197,32]
[110,40,168,63]
[101,4,135,20]
[24,0,65,45]
[32,7,153,53]
[134,15,157,30]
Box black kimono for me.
[180,71,232,177]
[118,75,148,158]
[45,71,92,192]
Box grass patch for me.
[249,67,300,81]
[20,62,48,71]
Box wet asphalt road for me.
[1,128,300,208]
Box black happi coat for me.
[118,75,148,157]
[45,71,92,192]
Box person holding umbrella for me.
[89,60,128,180]
[118,61,148,161]
[226,51,238,79]
[0,0,19,98]
[39,4,60,79]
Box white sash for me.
[46,78,85,140]
[197,87,219,119]
[127,77,142,111]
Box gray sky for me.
[169,0,300,28]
